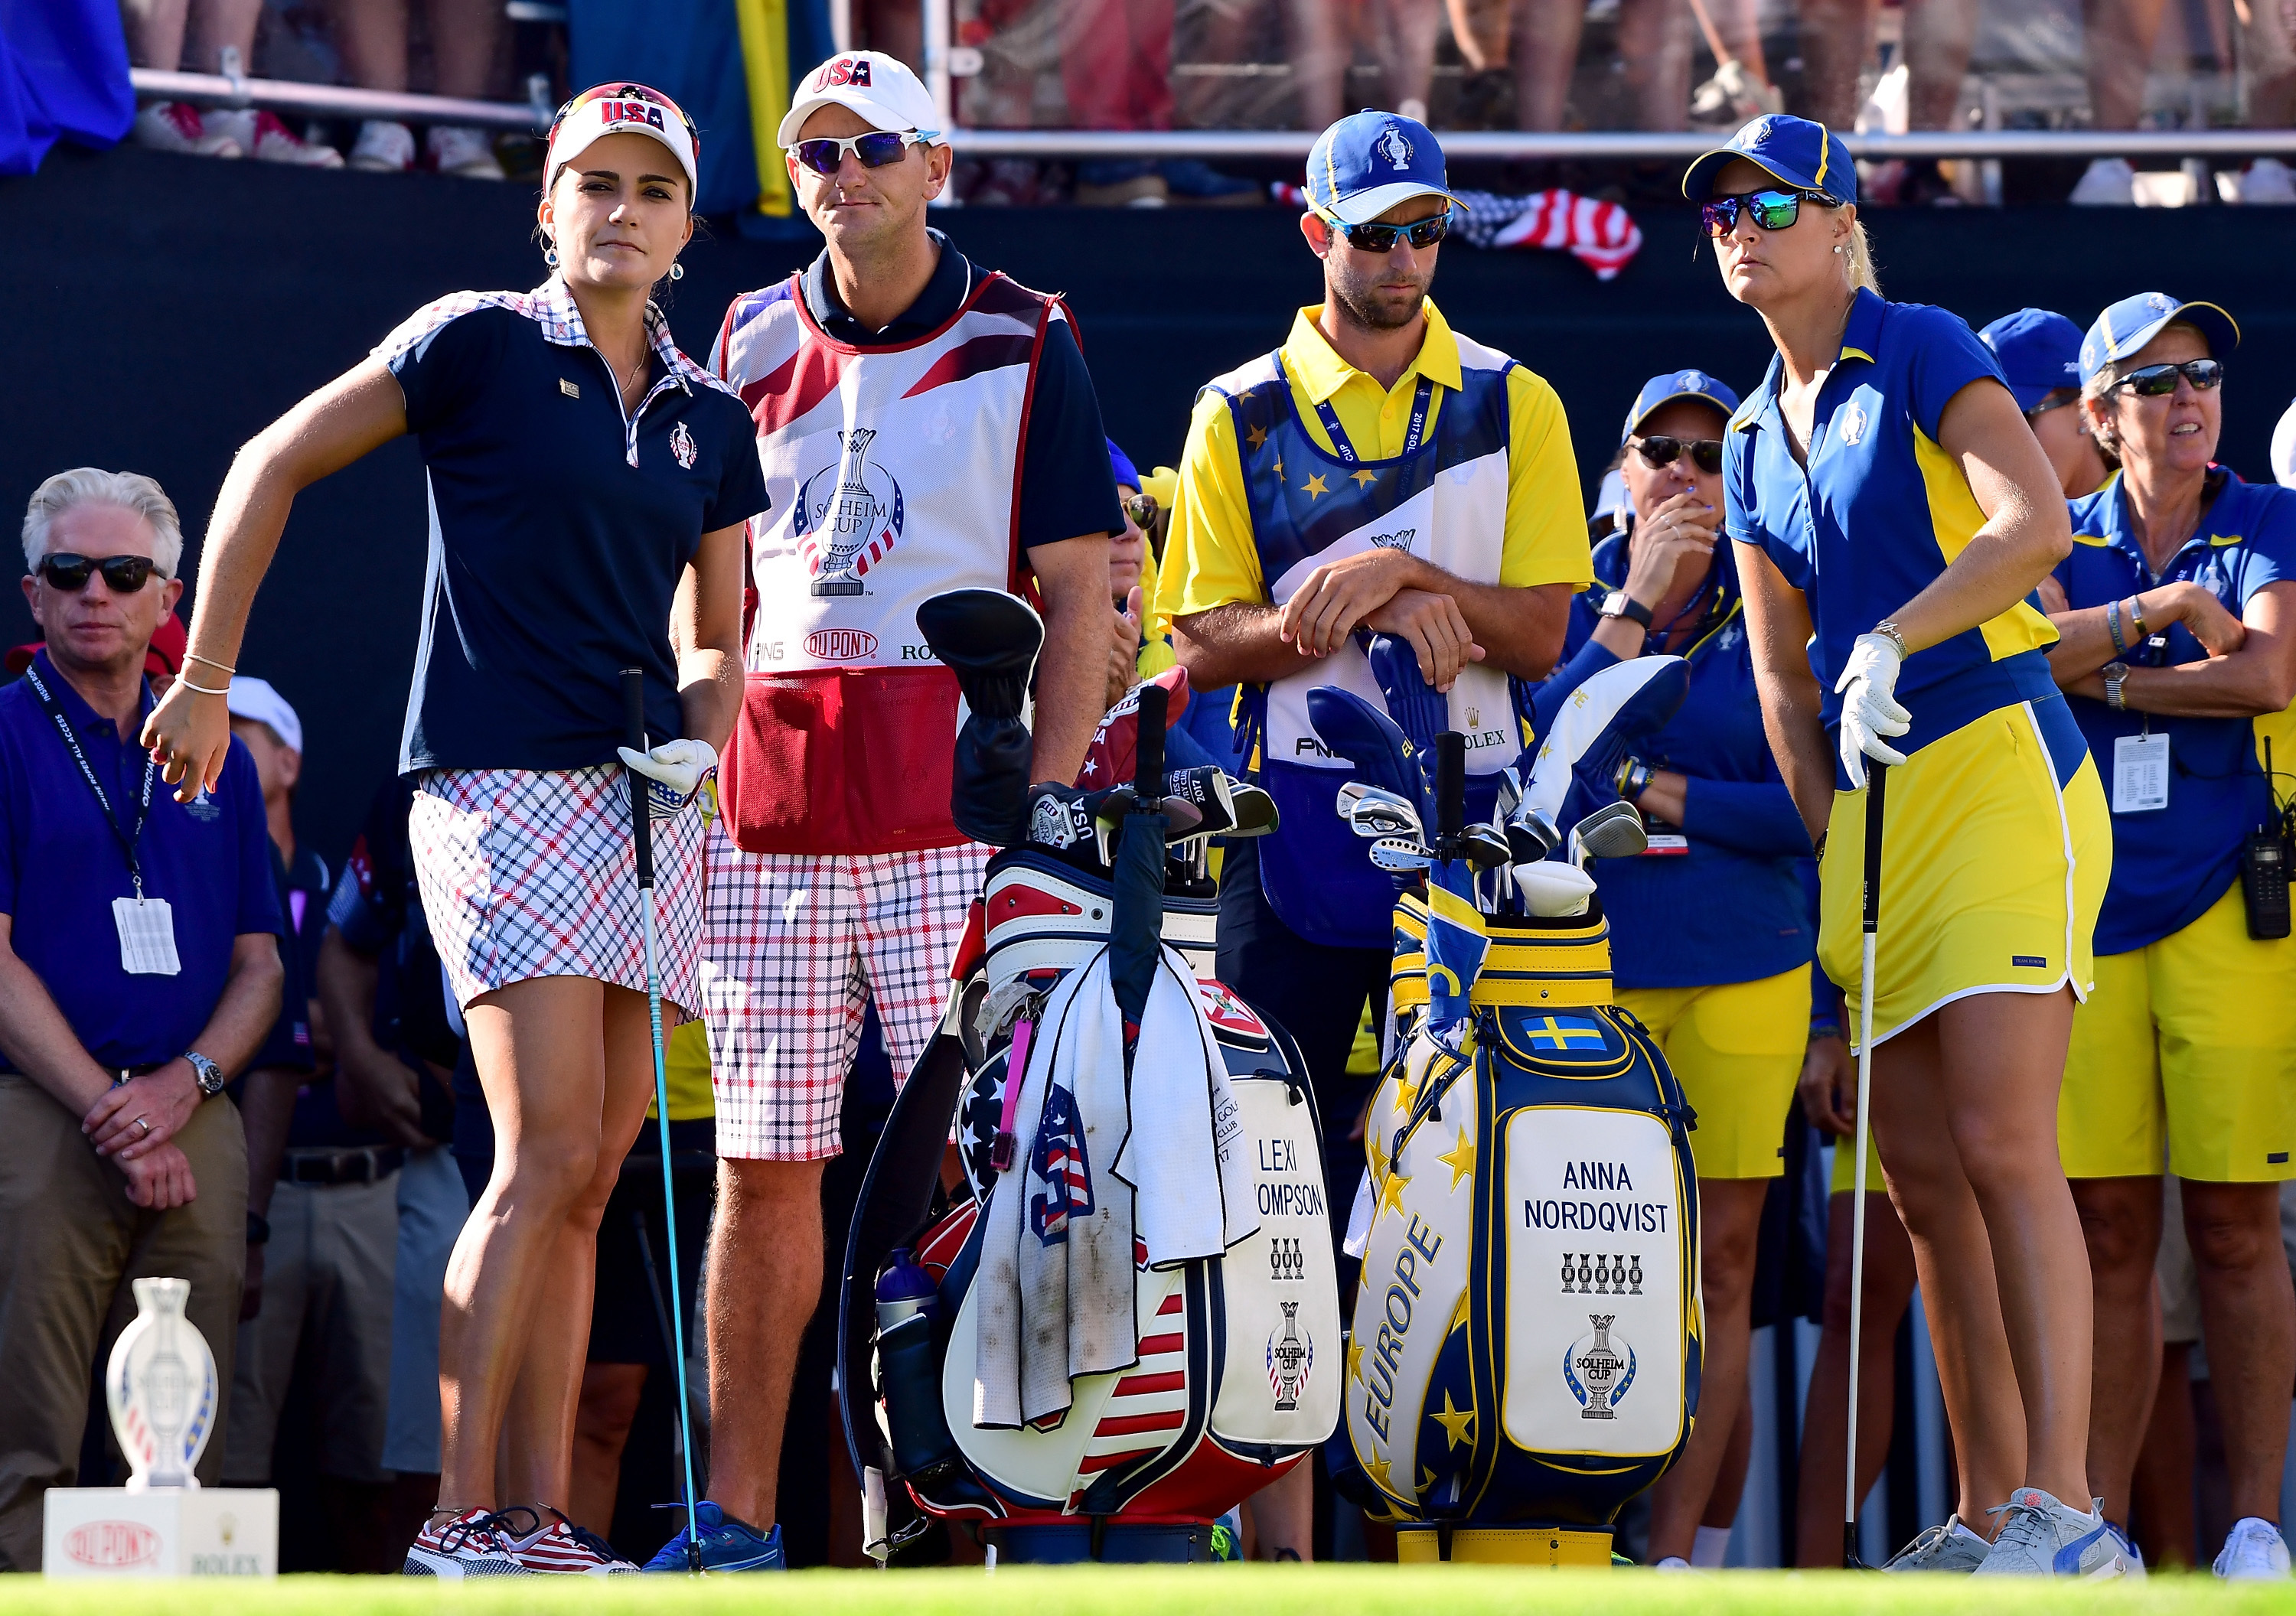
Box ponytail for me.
[1844,217,1880,295]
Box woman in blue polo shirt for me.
[142,85,767,1575]
[1687,115,2119,1575]
[1530,367,1813,1569]
[2044,294,2296,1581]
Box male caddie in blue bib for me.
[1159,109,1590,1283]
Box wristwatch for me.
[184,1051,225,1098]
[2102,662,2130,712]
[1599,591,1654,630]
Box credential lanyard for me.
[1311,373,1435,465]
[24,663,158,898]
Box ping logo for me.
[805,627,877,660]
[814,55,872,90]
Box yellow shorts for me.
[1617,967,1810,1180]
[2059,883,2296,1182]
[1820,701,2110,1049]
[1828,1123,1887,1195]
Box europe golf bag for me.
[1311,656,1705,1536]
[837,591,1341,1563]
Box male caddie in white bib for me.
[693,50,1120,1568]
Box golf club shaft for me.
[1843,762,1887,1567]
[623,669,704,1567]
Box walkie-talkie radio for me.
[2246,739,2293,940]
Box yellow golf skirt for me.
[1828,1122,1887,1194]
[1819,700,2110,1050]
[2059,884,2296,1182]
[1616,967,1811,1179]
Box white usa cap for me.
[546,82,700,198]
[227,676,302,755]
[778,51,942,148]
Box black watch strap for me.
[1601,591,1655,630]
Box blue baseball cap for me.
[1683,114,1857,205]
[1978,309,2084,412]
[1303,109,1466,227]
[1106,437,1140,492]
[2078,292,2240,387]
[1621,369,1741,445]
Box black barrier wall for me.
[5,143,2291,861]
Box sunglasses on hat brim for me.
[2112,358,2223,397]
[1700,187,1840,236]
[1631,435,1725,474]
[788,130,934,176]
[38,552,165,593]
[1319,208,1452,253]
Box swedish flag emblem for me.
[1521,1015,1609,1054]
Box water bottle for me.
[876,1249,958,1479]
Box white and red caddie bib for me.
[711,266,1064,855]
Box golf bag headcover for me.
[1307,686,1431,827]
[1366,633,1453,819]
[1514,657,1690,844]
[918,589,1045,846]
[1342,894,1702,1529]
[1079,667,1191,792]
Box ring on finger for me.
[135,1116,151,1137]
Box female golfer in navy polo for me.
[1687,116,2121,1575]
[143,85,767,1575]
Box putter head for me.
[1506,803,1561,865]
[1573,799,1649,865]
[1368,836,1433,874]
[1457,822,1512,872]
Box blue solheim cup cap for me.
[1683,113,1857,205]
[1978,310,2083,412]
[1303,109,1467,227]
[2079,292,2240,387]
[1622,369,1742,445]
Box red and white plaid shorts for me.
[408,767,705,1015]
[699,816,987,1161]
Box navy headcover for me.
[1306,686,1430,828]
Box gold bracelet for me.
[2128,595,2149,637]
[179,676,230,696]
[184,651,236,676]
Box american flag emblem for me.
[1029,1084,1094,1244]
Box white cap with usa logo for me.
[777,51,943,147]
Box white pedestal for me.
[42,1488,278,1577]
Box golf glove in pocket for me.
[1833,632,1910,791]
[619,737,719,820]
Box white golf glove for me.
[618,737,719,821]
[1832,633,1910,791]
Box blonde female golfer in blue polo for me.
[1688,115,2120,1577]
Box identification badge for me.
[113,896,182,976]
[2112,731,2170,814]
[1641,833,1689,855]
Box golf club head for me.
[1308,686,1431,826]
[1162,764,1236,832]
[1492,764,1523,824]
[1345,786,1424,841]
[1516,861,1599,917]
[1506,803,1561,866]
[1458,822,1513,872]
[1368,836,1433,873]
[1224,780,1279,837]
[1570,799,1649,867]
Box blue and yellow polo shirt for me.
[2058,467,2296,955]
[1157,300,1590,622]
[1725,288,2060,767]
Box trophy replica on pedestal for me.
[43,1278,277,1577]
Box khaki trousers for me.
[0,1074,246,1571]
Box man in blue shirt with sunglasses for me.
[1156,107,1589,1556]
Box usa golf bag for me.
[837,591,1341,1565]
[1311,658,1705,1548]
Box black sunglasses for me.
[1700,188,1838,237]
[2113,358,2223,397]
[789,131,926,177]
[38,552,163,593]
[1632,435,1725,474]
[1328,210,1451,254]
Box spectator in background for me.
[122,0,346,164]
[1982,309,2112,501]
[1062,0,1257,205]
[332,0,506,176]
[318,774,470,1544]
[2074,0,2294,204]
[8,606,187,693]
[0,468,284,1569]
[218,680,409,1569]
[1514,0,1691,135]
[1283,0,1445,132]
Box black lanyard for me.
[24,663,158,898]
[1312,374,1434,465]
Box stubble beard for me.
[1329,269,1427,334]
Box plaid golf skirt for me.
[409,766,706,1016]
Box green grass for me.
[12,1567,2296,1616]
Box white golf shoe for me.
[2215,1517,2291,1579]
[1883,1515,1991,1573]
[1971,1489,2131,1578]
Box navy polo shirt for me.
[376,279,771,773]
[1531,536,1813,990]
[2057,468,2296,953]
[1727,288,2062,777]
[0,653,282,1070]
[801,232,1124,549]
[246,841,328,1074]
